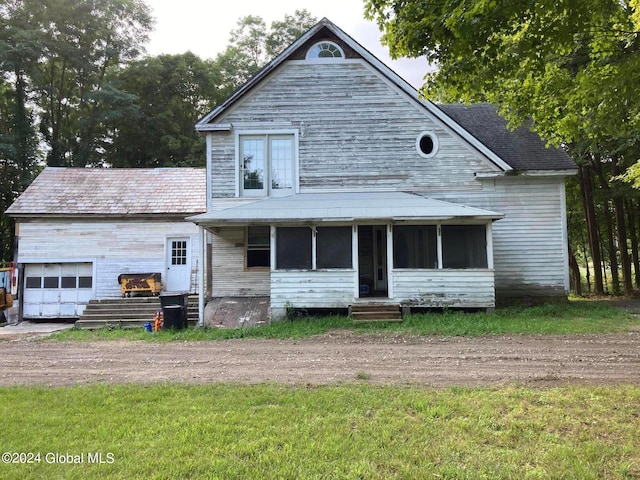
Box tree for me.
[365,0,640,295]
[106,52,223,167]
[1,0,154,167]
[215,10,317,91]
[0,1,40,262]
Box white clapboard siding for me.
[209,60,500,196]
[210,227,270,296]
[271,270,356,316]
[437,176,568,299]
[17,219,201,298]
[392,270,495,308]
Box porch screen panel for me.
[393,225,437,268]
[316,227,352,269]
[276,227,312,270]
[442,225,488,268]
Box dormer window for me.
[306,41,344,59]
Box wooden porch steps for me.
[349,304,402,323]
[76,295,199,329]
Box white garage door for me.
[24,263,93,318]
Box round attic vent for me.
[416,131,439,158]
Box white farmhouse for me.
[189,18,577,320]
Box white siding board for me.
[210,228,269,296]
[436,177,568,299]
[271,270,356,312]
[393,270,495,308]
[17,219,201,299]
[208,61,500,197]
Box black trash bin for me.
[160,292,189,329]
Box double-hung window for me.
[240,133,295,197]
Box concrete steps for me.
[76,296,199,329]
[349,303,402,323]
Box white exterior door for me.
[165,238,191,292]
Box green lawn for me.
[52,299,640,342]
[6,301,638,479]
[0,384,638,479]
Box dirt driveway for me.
[1,330,639,387]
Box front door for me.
[373,226,388,292]
[166,238,190,292]
[357,225,388,297]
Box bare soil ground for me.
[1,330,639,387]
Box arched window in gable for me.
[305,41,344,59]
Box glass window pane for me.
[43,276,59,288]
[172,240,187,265]
[442,225,487,269]
[276,227,312,270]
[247,226,270,248]
[317,227,352,269]
[270,137,293,189]
[247,226,270,268]
[26,277,41,289]
[61,276,77,288]
[393,226,437,268]
[78,276,93,289]
[242,138,265,190]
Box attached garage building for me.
[6,167,206,320]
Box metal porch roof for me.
[189,192,503,226]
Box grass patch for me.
[51,299,640,343]
[0,384,638,479]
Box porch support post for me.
[352,225,359,299]
[198,225,206,327]
[437,224,443,269]
[486,222,494,270]
[386,224,394,299]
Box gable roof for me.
[439,103,576,171]
[6,167,206,218]
[196,18,575,174]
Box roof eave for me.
[190,215,504,228]
[9,212,205,220]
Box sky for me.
[143,0,430,89]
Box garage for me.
[23,263,94,319]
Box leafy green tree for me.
[105,10,319,169]
[215,10,317,91]
[365,0,640,295]
[106,52,223,167]
[0,77,38,262]
[1,0,154,167]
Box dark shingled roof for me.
[438,103,577,171]
[6,167,206,217]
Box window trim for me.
[245,226,271,271]
[235,129,299,197]
[305,41,345,60]
[415,131,439,158]
[391,223,491,271]
[274,225,355,272]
